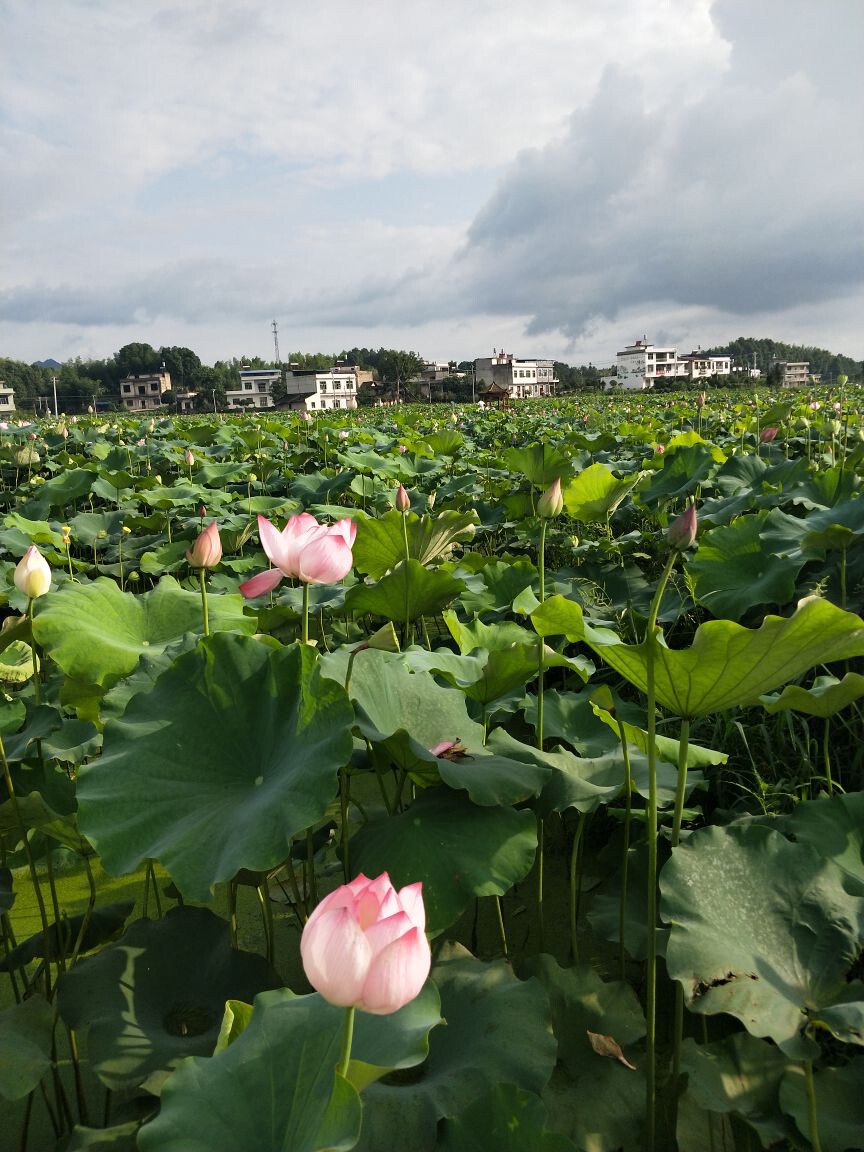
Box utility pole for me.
[52,374,59,417]
[272,319,281,365]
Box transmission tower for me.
[272,319,281,365]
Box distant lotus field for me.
[1,387,863,1152]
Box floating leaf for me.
[58,907,281,1090]
[77,636,354,900]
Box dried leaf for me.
[587,1030,637,1070]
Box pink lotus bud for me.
[301,872,431,1015]
[198,504,207,518]
[398,444,408,454]
[656,444,665,454]
[186,521,222,569]
[760,426,778,443]
[395,484,410,513]
[833,401,842,413]
[14,545,52,598]
[339,430,349,440]
[537,477,564,518]
[666,504,698,550]
[697,391,707,408]
[87,406,94,414]
[809,401,821,411]
[184,449,195,466]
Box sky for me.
[2,0,862,369]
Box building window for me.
[334,399,341,408]
[244,383,253,390]
[309,401,315,409]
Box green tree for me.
[377,349,424,404]
[114,343,161,379]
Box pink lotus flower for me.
[240,512,356,597]
[667,504,698,550]
[760,426,778,443]
[186,521,222,569]
[14,545,52,599]
[301,873,431,1015]
[395,484,410,513]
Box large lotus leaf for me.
[532,594,864,717]
[424,429,464,456]
[28,467,96,511]
[760,673,864,719]
[788,792,864,896]
[65,1120,146,1151]
[800,496,864,555]
[456,558,537,616]
[678,1034,791,1148]
[637,442,718,508]
[661,823,864,1058]
[779,1061,864,1152]
[589,698,727,770]
[136,991,361,1152]
[504,444,574,488]
[521,690,618,757]
[57,907,281,1090]
[0,901,134,972]
[76,636,355,899]
[562,463,640,524]
[0,995,53,1100]
[437,1086,576,1152]
[355,943,557,1152]
[352,509,478,579]
[543,1061,645,1152]
[32,576,256,689]
[686,512,804,620]
[350,789,537,936]
[346,560,466,623]
[0,791,88,854]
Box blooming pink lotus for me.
[301,873,431,1015]
[240,512,356,597]
[186,521,222,569]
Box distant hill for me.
[703,338,860,380]
[33,358,62,369]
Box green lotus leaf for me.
[588,698,727,769]
[33,575,256,690]
[77,636,355,899]
[661,823,864,1058]
[437,1085,577,1152]
[760,673,864,719]
[686,512,804,620]
[788,791,864,896]
[0,901,134,973]
[424,429,464,456]
[352,509,478,579]
[637,443,717,508]
[0,791,88,854]
[346,560,466,624]
[65,1120,146,1151]
[350,789,537,936]
[533,595,864,718]
[0,995,54,1101]
[504,444,574,488]
[355,943,557,1152]
[136,991,361,1152]
[57,907,281,1090]
[800,496,864,555]
[779,1061,864,1152]
[678,1034,791,1148]
[562,463,641,524]
[0,639,36,684]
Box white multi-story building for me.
[473,352,557,400]
[776,361,810,388]
[614,339,732,390]
[284,365,372,413]
[0,381,16,414]
[225,367,282,410]
[119,370,172,411]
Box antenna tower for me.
[272,319,281,365]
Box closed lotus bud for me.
[186,521,222,569]
[14,546,52,599]
[395,484,410,513]
[184,449,195,466]
[537,477,564,518]
[697,391,707,408]
[667,504,698,550]
[760,426,778,443]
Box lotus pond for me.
[1,387,864,1151]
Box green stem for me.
[27,600,41,707]
[615,717,633,980]
[493,896,509,961]
[823,718,834,796]
[536,518,548,953]
[644,549,678,1152]
[340,769,351,883]
[198,568,210,637]
[569,810,588,963]
[803,1059,823,1152]
[302,581,310,646]
[337,1005,356,1080]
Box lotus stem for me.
[823,718,834,796]
[340,769,351,883]
[615,716,633,980]
[536,518,548,952]
[569,809,588,963]
[644,549,678,1152]
[804,1059,823,1152]
[337,1005,356,1080]
[302,581,310,646]
[493,895,509,961]
[198,567,210,637]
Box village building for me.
[614,339,733,390]
[0,380,16,414]
[473,352,557,401]
[283,365,374,413]
[225,367,283,411]
[119,369,172,411]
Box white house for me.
[225,367,282,410]
[119,370,172,411]
[473,352,557,400]
[614,339,732,389]
[284,365,372,413]
[0,381,16,414]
